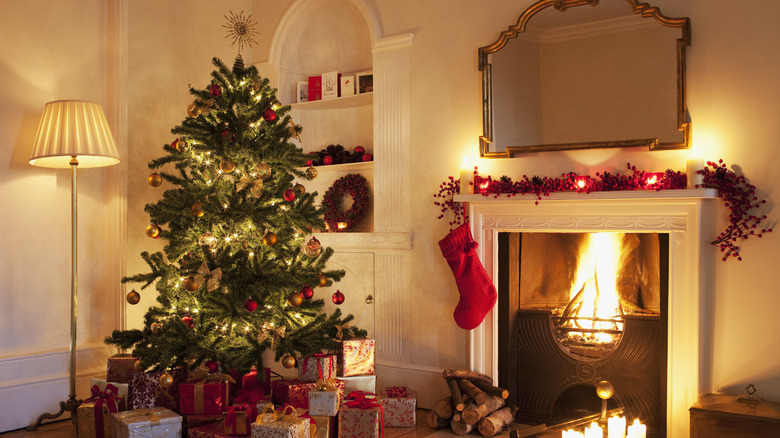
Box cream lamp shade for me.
[29,100,120,168]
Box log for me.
[461,395,506,425]
[443,368,494,385]
[433,396,454,419]
[455,396,472,412]
[450,418,475,436]
[473,380,510,400]
[447,377,466,408]
[452,412,462,422]
[426,410,449,429]
[459,378,489,405]
[477,406,515,437]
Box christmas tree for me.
[106,56,365,376]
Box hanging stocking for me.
[438,223,497,330]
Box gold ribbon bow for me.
[187,97,215,117]
[236,173,263,197]
[288,120,301,141]
[257,325,286,349]
[195,262,222,292]
[334,322,350,341]
[279,405,306,435]
[315,377,337,391]
[256,403,278,425]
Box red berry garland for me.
[323,173,370,232]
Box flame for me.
[567,233,624,343]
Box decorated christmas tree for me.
[105,55,365,376]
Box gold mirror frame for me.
[478,0,691,157]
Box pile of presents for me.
[78,339,417,438]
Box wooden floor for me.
[0,410,498,438]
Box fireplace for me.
[459,189,718,437]
[498,232,669,436]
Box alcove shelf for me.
[290,92,372,111]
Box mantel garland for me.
[323,173,370,231]
[433,161,772,261]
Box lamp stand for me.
[27,158,82,430]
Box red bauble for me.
[283,189,296,202]
[306,159,313,167]
[209,84,222,97]
[331,290,345,305]
[300,284,314,300]
[263,108,278,123]
[244,299,258,312]
[323,155,334,165]
[361,153,373,162]
[221,129,234,142]
[181,315,194,328]
[354,145,365,154]
[205,360,219,373]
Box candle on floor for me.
[563,430,585,438]
[585,422,603,438]
[687,158,704,189]
[459,163,474,195]
[626,419,646,438]
[608,416,626,438]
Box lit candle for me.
[687,157,704,189]
[644,172,664,187]
[337,222,348,231]
[575,175,592,190]
[563,430,585,438]
[626,419,646,438]
[459,162,474,195]
[608,416,626,438]
[585,422,603,438]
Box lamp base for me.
[26,395,81,431]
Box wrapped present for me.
[179,377,231,415]
[308,416,335,438]
[307,379,339,417]
[242,367,271,397]
[339,339,374,377]
[111,407,182,438]
[90,378,130,409]
[337,392,383,438]
[251,405,310,438]
[224,404,254,436]
[189,422,229,438]
[130,369,186,412]
[107,354,138,384]
[184,413,226,436]
[271,379,344,410]
[78,383,125,438]
[297,354,336,382]
[336,375,375,395]
[378,386,416,427]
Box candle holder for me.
[596,380,614,427]
[643,172,665,189]
[574,175,593,192]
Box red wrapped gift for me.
[180,378,230,415]
[337,392,384,438]
[378,386,416,427]
[242,367,271,397]
[224,404,254,435]
[297,354,336,382]
[339,339,375,377]
[130,369,186,412]
[77,383,125,438]
[271,378,345,410]
[107,354,138,384]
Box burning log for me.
[461,395,506,425]
[426,410,450,428]
[443,368,494,385]
[477,406,518,437]
[458,378,489,405]
[433,396,454,419]
[450,418,474,435]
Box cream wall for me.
[2,0,779,433]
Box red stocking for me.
[438,223,497,330]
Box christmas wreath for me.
[323,173,370,231]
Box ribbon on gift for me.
[384,386,409,398]
[184,374,235,414]
[301,353,335,380]
[85,383,123,438]
[256,403,278,425]
[344,391,385,438]
[225,404,252,435]
[279,405,307,436]
[314,377,338,392]
[121,408,162,426]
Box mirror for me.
[479,0,690,157]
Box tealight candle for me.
[337,222,348,231]
[626,419,646,438]
[644,172,664,187]
[687,158,704,189]
[460,164,474,195]
[574,175,593,190]
[608,416,626,438]
[585,422,603,438]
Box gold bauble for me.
[159,372,175,388]
[187,103,199,118]
[281,354,297,369]
[126,290,141,305]
[220,160,235,173]
[176,139,188,152]
[148,173,162,187]
[287,291,303,307]
[133,360,144,371]
[199,232,216,246]
[183,276,199,292]
[242,240,249,249]
[256,162,272,180]
[151,322,162,334]
[263,232,278,246]
[145,224,161,238]
[318,274,328,287]
[192,200,204,217]
[305,237,322,257]
[305,166,317,180]
[294,183,306,195]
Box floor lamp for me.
[27,100,121,430]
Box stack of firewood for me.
[427,369,517,436]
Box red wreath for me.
[323,173,370,231]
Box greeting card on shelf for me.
[321,71,341,100]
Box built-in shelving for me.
[290,92,372,111]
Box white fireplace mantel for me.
[458,188,718,438]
